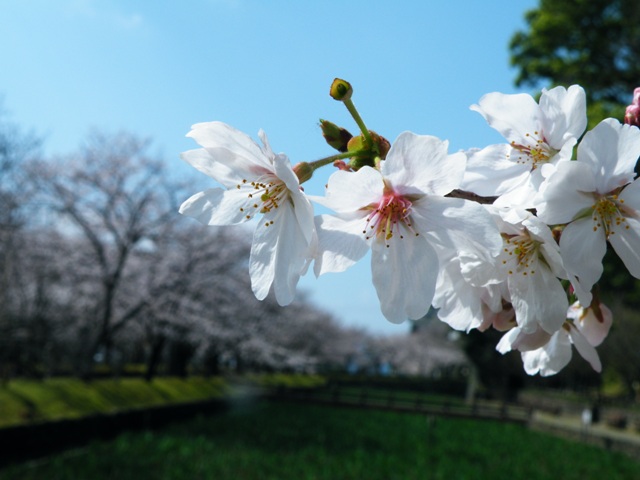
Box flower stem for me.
[342,98,373,147]
[293,150,365,184]
[307,150,356,170]
[329,78,373,147]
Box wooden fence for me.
[264,385,533,425]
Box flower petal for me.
[538,85,587,148]
[471,92,540,143]
[577,118,640,193]
[272,154,316,245]
[433,255,485,332]
[187,121,273,178]
[521,330,572,376]
[534,161,596,225]
[382,132,464,196]
[179,188,250,225]
[180,148,242,189]
[508,263,568,334]
[572,302,613,347]
[188,122,267,163]
[609,179,640,277]
[559,217,607,303]
[496,326,552,353]
[568,325,602,372]
[315,167,384,213]
[620,177,640,206]
[462,144,530,197]
[371,233,438,323]
[412,196,502,256]
[272,153,300,192]
[313,214,369,276]
[608,215,640,278]
[496,327,521,354]
[249,203,310,305]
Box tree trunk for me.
[144,335,166,382]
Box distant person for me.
[581,406,592,435]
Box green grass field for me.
[3,402,639,480]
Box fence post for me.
[500,402,508,420]
[414,392,423,411]
[359,387,368,406]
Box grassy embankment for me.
[0,374,325,428]
[3,402,640,480]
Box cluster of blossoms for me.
[179,79,640,377]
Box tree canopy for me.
[510,0,640,119]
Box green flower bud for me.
[345,135,370,170]
[319,119,353,152]
[346,131,390,157]
[346,130,390,170]
[330,78,353,101]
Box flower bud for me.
[373,131,391,159]
[625,105,640,127]
[293,162,314,184]
[624,87,640,127]
[319,119,353,152]
[330,78,353,101]
[346,134,365,158]
[347,131,390,158]
[346,130,391,169]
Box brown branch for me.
[446,189,497,205]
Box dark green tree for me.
[510,0,640,125]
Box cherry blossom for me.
[534,118,640,305]
[566,300,613,348]
[179,121,315,306]
[462,85,587,207]
[171,79,640,378]
[432,227,507,333]
[313,132,502,323]
[497,301,612,376]
[493,209,572,334]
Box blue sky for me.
[1,0,539,335]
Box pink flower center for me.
[362,192,418,247]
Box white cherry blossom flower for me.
[493,209,572,335]
[497,300,612,376]
[179,121,315,306]
[313,131,502,323]
[432,252,498,333]
[462,85,587,207]
[566,300,613,347]
[521,325,598,376]
[432,231,506,333]
[535,118,640,305]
